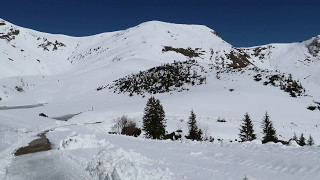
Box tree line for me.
[238,112,314,146]
[112,96,315,146]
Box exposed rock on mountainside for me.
[307,36,320,56]
[0,27,19,42]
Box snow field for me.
[1,18,320,179]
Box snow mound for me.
[59,133,110,150]
[288,140,300,147]
[86,148,172,180]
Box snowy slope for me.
[243,36,320,85]
[1,18,320,180]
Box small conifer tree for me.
[238,113,256,142]
[142,97,166,139]
[307,134,315,146]
[292,132,298,142]
[298,133,306,146]
[261,112,278,143]
[186,110,202,141]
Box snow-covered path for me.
[5,150,91,180]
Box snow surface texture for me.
[59,133,109,150]
[87,148,171,180]
[1,17,320,179]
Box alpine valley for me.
[0,18,320,180]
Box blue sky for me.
[1,0,319,47]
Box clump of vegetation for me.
[0,28,20,41]
[164,131,182,141]
[260,73,306,97]
[253,74,262,81]
[111,115,140,137]
[121,124,141,137]
[15,86,24,92]
[226,50,251,69]
[102,60,206,96]
[162,46,204,58]
[252,47,267,59]
[38,38,66,51]
[307,101,320,111]
[307,106,318,111]
[39,113,48,117]
[217,117,226,122]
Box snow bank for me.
[287,140,300,147]
[86,147,172,180]
[59,133,110,150]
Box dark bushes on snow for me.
[39,113,48,117]
[164,131,182,141]
[121,125,141,137]
[104,60,206,96]
[162,46,204,58]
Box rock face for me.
[307,36,320,56]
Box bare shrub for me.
[111,115,136,134]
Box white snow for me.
[87,148,171,180]
[58,133,110,150]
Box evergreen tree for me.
[261,112,278,143]
[142,97,166,139]
[307,134,315,146]
[292,132,298,142]
[238,113,256,142]
[298,133,306,146]
[186,110,202,141]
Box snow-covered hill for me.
[1,18,320,180]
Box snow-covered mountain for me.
[1,18,320,180]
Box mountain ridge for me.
[0,18,320,121]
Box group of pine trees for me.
[238,112,315,146]
[238,112,278,143]
[292,132,314,146]
[142,96,203,141]
[141,96,315,146]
